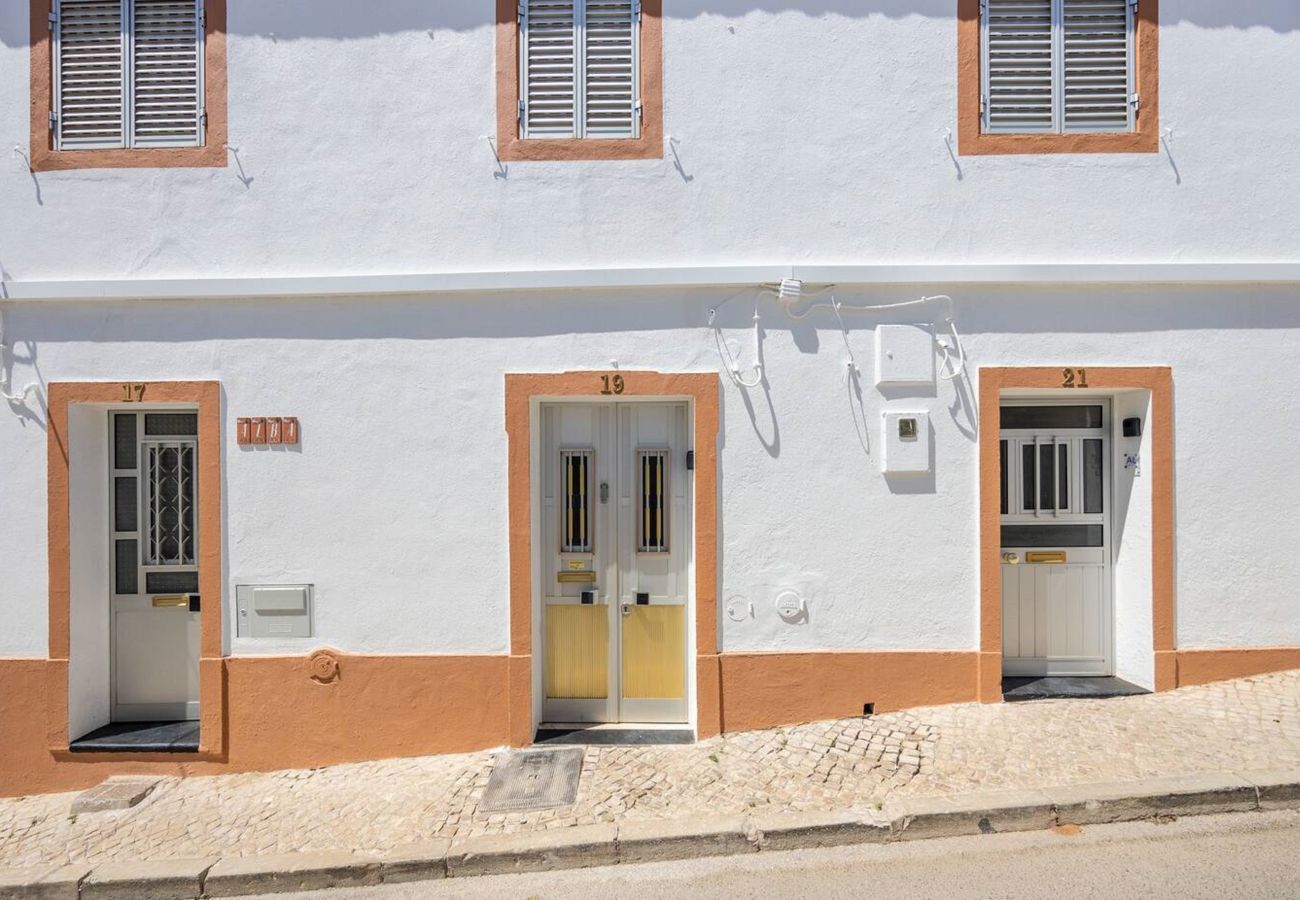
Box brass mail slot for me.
[557,572,597,584]
[152,595,190,608]
[1025,551,1067,564]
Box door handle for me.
[1002,552,1020,565]
[621,602,632,617]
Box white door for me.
[1000,401,1111,677]
[110,411,201,721]
[540,402,690,724]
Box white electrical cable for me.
[709,300,764,388]
[0,306,40,405]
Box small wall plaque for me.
[238,416,301,447]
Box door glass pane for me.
[1037,444,1057,510]
[113,414,137,469]
[114,476,138,532]
[114,539,139,594]
[145,571,199,594]
[638,450,668,553]
[1058,443,1069,510]
[1021,444,1036,511]
[999,441,1008,515]
[146,443,197,566]
[1001,406,1103,429]
[560,449,593,553]
[1083,438,1104,513]
[1001,524,1104,547]
[145,413,198,436]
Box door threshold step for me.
[534,725,694,746]
[1002,676,1150,702]
[69,720,200,753]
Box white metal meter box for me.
[882,412,932,474]
[236,584,313,638]
[875,324,936,388]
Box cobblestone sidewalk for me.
[3,671,1298,869]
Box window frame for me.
[958,0,1159,155]
[29,0,227,171]
[496,0,663,161]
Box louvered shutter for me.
[520,0,578,138]
[131,0,204,147]
[52,0,203,151]
[981,0,1136,135]
[981,0,1054,133]
[54,0,127,148]
[1061,0,1135,132]
[583,0,639,138]
[519,0,639,140]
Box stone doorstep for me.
[4,769,1300,897]
[71,777,163,815]
[81,856,217,900]
[203,851,381,897]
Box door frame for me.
[998,396,1113,677]
[978,367,1175,701]
[45,381,224,757]
[504,372,721,744]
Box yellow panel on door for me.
[545,605,609,699]
[621,605,685,699]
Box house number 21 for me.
[600,374,625,395]
[1061,368,1089,389]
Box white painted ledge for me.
[2,263,1299,303]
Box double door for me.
[541,402,690,724]
[1000,400,1112,676]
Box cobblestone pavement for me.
[2,671,1298,869]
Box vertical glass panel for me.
[114,539,139,595]
[1021,444,1036,511]
[560,450,593,553]
[1084,438,1104,514]
[999,441,1008,515]
[638,450,668,553]
[114,476,138,532]
[146,442,197,566]
[113,414,137,470]
[1038,444,1057,510]
[1058,443,1070,510]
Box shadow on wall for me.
[2,0,1298,47]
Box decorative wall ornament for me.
[308,648,341,684]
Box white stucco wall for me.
[3,284,1300,661]
[1,3,1299,281]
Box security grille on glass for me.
[561,449,594,553]
[637,449,668,554]
[980,0,1137,134]
[519,0,641,139]
[51,0,205,150]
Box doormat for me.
[479,747,585,814]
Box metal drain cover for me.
[479,747,584,814]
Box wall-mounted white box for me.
[236,584,313,638]
[882,412,932,474]
[875,324,936,388]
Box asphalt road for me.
[252,809,1300,900]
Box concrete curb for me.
[3,768,1298,898]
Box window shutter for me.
[981,0,1055,134]
[520,0,578,138]
[1061,0,1135,132]
[130,0,204,147]
[53,0,127,149]
[583,0,639,138]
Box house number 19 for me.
[1061,368,1089,389]
[600,374,625,395]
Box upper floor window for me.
[31,0,226,170]
[958,0,1157,154]
[496,0,663,161]
[52,0,205,150]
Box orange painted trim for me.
[1174,648,1300,688]
[957,0,1159,155]
[494,0,664,162]
[46,381,224,753]
[717,651,979,733]
[29,0,229,172]
[979,367,1174,698]
[504,372,720,740]
[1,654,512,797]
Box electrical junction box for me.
[882,412,932,474]
[875,324,936,388]
[236,584,313,638]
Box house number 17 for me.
[120,383,146,402]
[1061,368,1089,389]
